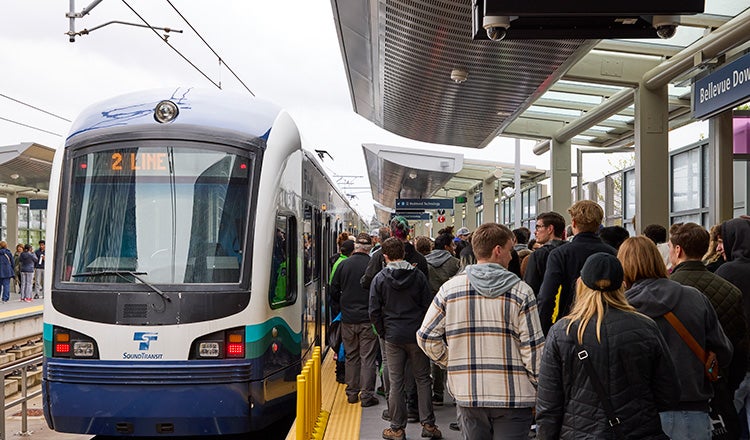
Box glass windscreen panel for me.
[62,146,253,284]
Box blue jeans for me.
[0,277,10,302]
[660,411,711,440]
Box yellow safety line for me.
[0,305,43,319]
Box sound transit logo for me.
[123,332,163,360]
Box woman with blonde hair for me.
[619,236,732,439]
[536,252,678,439]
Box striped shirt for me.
[417,273,544,408]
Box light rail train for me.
[42,87,363,436]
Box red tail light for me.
[226,332,245,358]
[55,343,71,354]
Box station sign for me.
[693,52,750,120]
[391,212,431,221]
[395,198,454,210]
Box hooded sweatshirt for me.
[716,218,750,334]
[425,249,460,294]
[417,263,545,408]
[368,260,432,344]
[625,277,733,411]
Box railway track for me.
[1,333,44,398]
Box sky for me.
[0,1,714,220]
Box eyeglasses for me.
[535,223,546,229]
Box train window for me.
[62,146,253,284]
[270,214,297,308]
[303,205,314,285]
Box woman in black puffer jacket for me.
[536,253,679,439]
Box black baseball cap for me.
[580,252,623,292]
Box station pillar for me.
[550,138,572,223]
[466,189,477,230]
[708,110,734,224]
[7,195,18,244]
[635,82,669,232]
[454,200,464,230]
[482,179,496,223]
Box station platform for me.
[0,295,43,344]
[289,349,461,440]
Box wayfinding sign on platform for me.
[391,212,431,221]
[694,53,750,120]
[395,198,454,210]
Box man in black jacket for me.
[538,201,616,334]
[669,222,747,438]
[523,211,566,296]
[369,238,440,440]
[360,215,427,422]
[331,233,379,407]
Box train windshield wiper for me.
[71,271,172,303]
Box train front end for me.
[42,88,302,436]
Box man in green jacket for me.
[669,222,747,439]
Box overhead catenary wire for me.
[0,116,63,137]
[164,0,254,97]
[0,94,72,122]
[121,0,221,90]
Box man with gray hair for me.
[330,232,379,407]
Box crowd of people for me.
[0,239,44,304]
[328,201,750,440]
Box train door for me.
[321,215,332,350]
[302,204,315,356]
[313,208,323,346]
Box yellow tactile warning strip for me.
[0,305,43,319]
[286,349,359,440]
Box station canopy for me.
[331,1,750,150]
[364,143,545,224]
[334,1,749,224]
[0,142,54,197]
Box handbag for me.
[663,312,719,382]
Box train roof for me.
[66,87,283,145]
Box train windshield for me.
[62,145,253,284]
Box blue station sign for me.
[693,53,750,120]
[395,198,454,210]
[391,212,431,221]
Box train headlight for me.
[154,100,179,123]
[198,342,220,358]
[73,341,95,358]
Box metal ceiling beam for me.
[594,40,683,58]
[644,8,750,89]
[550,82,622,98]
[564,50,664,87]
[678,13,733,29]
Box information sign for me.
[395,198,454,210]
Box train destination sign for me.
[693,52,750,120]
[395,198,454,210]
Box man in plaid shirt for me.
[417,222,545,440]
